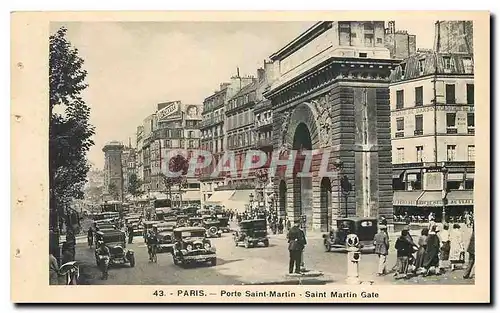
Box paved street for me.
[75,222,474,285]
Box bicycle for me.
[148,244,158,263]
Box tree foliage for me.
[49,27,95,232]
[159,154,190,204]
[128,173,143,197]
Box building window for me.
[351,32,357,38]
[396,117,404,131]
[376,38,383,44]
[467,84,474,105]
[188,140,194,148]
[414,114,423,135]
[446,84,456,104]
[468,145,475,161]
[415,86,423,106]
[396,117,404,138]
[165,140,171,148]
[463,57,473,73]
[396,148,404,164]
[396,90,404,109]
[416,146,423,162]
[467,113,475,134]
[363,22,374,30]
[188,131,194,138]
[443,56,452,70]
[400,63,406,77]
[447,145,457,161]
[446,113,457,134]
[418,59,425,74]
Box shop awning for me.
[446,190,474,206]
[393,191,422,206]
[406,169,422,174]
[392,170,405,179]
[228,189,255,202]
[417,191,443,207]
[205,190,235,204]
[182,190,201,202]
[223,200,249,213]
[447,173,464,181]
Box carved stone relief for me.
[311,94,333,148]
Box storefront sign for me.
[448,199,474,206]
[393,199,417,206]
[418,200,443,207]
[157,101,181,121]
[391,105,474,117]
[423,172,444,191]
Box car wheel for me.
[210,258,217,266]
[129,254,135,267]
[208,226,218,237]
[263,240,269,247]
[325,242,331,252]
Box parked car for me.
[171,226,217,267]
[153,222,176,253]
[94,229,135,267]
[233,219,269,248]
[322,217,378,253]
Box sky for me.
[50,20,436,169]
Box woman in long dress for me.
[414,227,429,274]
[423,225,440,276]
[449,223,465,271]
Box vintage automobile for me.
[214,212,230,233]
[153,222,176,253]
[94,230,135,267]
[233,219,269,248]
[322,217,378,253]
[203,216,223,238]
[171,226,217,266]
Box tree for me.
[159,154,189,207]
[128,173,143,197]
[49,26,95,242]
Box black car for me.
[233,219,269,248]
[95,229,135,267]
[171,226,217,266]
[322,217,378,253]
[153,222,176,253]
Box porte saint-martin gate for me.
[263,21,402,232]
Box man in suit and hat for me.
[374,223,389,276]
[287,219,307,274]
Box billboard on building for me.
[157,101,181,121]
[185,104,202,120]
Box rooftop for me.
[390,50,474,83]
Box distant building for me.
[389,21,474,221]
[140,101,203,205]
[102,141,125,202]
[384,21,417,59]
[199,76,254,206]
[121,140,136,196]
[434,20,473,54]
[136,125,144,184]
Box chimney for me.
[220,83,230,90]
[388,21,395,34]
[257,68,265,81]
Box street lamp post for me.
[441,165,449,223]
[341,175,352,218]
[249,193,254,214]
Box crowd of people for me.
[374,220,475,280]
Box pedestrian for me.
[286,219,291,231]
[395,229,413,279]
[127,223,134,244]
[287,220,306,275]
[278,218,284,234]
[49,253,59,285]
[374,224,389,276]
[449,223,465,271]
[87,227,94,247]
[423,225,441,276]
[463,226,475,279]
[439,223,451,273]
[414,227,429,275]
